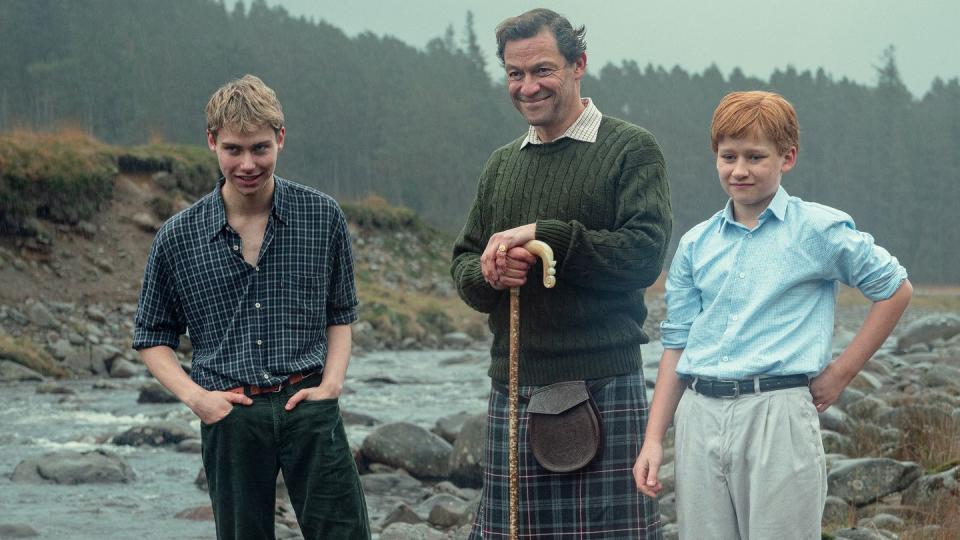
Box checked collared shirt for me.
[133,176,358,391]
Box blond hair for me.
[205,74,284,140]
[711,91,799,155]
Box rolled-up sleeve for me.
[826,220,908,301]
[133,236,185,350]
[326,209,359,326]
[660,239,700,349]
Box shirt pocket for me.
[283,273,323,331]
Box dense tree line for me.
[0,0,957,283]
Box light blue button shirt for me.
[661,186,907,379]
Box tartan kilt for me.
[469,369,662,539]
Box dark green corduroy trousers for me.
[200,377,370,540]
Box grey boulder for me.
[362,422,453,479]
[12,449,135,484]
[827,458,922,505]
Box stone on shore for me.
[896,314,960,352]
[362,423,452,479]
[379,522,446,540]
[900,466,960,509]
[0,360,44,382]
[0,523,40,538]
[113,420,197,447]
[447,414,486,488]
[827,458,922,506]
[137,380,179,403]
[12,449,135,484]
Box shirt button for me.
[722,356,730,362]
[233,245,240,251]
[256,339,263,346]
[731,314,739,321]
[255,302,261,309]
[746,234,753,239]
[255,266,260,272]
[262,373,270,380]
[738,272,746,279]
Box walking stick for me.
[505,240,556,540]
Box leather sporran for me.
[526,380,602,473]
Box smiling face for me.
[207,124,284,203]
[503,29,586,142]
[716,133,797,224]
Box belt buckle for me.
[717,378,740,399]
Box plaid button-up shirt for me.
[133,176,358,391]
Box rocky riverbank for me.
[2,301,958,539]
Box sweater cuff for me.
[535,219,573,269]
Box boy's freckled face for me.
[716,134,797,218]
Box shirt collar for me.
[717,185,790,233]
[521,98,602,148]
[206,175,289,240]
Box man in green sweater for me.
[451,8,671,538]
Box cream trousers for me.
[674,386,827,540]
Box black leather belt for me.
[687,374,809,399]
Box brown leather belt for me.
[225,372,315,397]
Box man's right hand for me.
[187,389,253,425]
[633,441,664,498]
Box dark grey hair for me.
[495,8,586,66]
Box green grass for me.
[0,130,116,229]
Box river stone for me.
[849,371,883,391]
[174,506,214,521]
[0,360,44,382]
[379,523,446,540]
[832,527,890,540]
[822,495,852,525]
[827,458,922,506]
[379,503,424,528]
[434,411,473,443]
[12,449,135,484]
[846,395,892,422]
[176,438,203,453]
[901,466,959,508]
[922,364,960,387]
[90,344,122,374]
[896,314,960,352]
[341,409,379,427]
[109,358,139,378]
[114,420,197,446]
[35,382,76,395]
[821,429,854,455]
[49,338,74,360]
[858,513,905,531]
[819,407,853,434]
[0,523,40,538]
[875,404,953,431]
[27,302,59,329]
[448,414,486,488]
[441,332,472,348]
[361,472,427,500]
[836,387,866,410]
[362,422,452,479]
[137,380,178,403]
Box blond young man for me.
[134,75,369,539]
[633,91,912,539]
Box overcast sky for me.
[264,0,958,98]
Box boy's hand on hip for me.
[810,362,853,412]
[633,441,664,498]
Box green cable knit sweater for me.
[451,116,673,385]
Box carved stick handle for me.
[522,240,556,288]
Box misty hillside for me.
[0,0,957,282]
